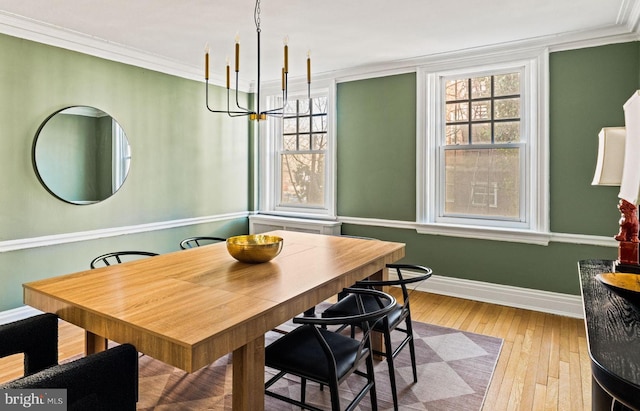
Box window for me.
[259,84,335,218]
[443,72,522,220]
[417,50,549,244]
[280,97,328,208]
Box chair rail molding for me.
[0,212,248,253]
[338,215,617,248]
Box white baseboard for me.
[393,271,583,319]
[0,305,43,325]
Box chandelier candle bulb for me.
[307,51,311,84]
[284,36,289,73]
[204,44,210,80]
[235,35,240,72]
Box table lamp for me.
[593,90,640,273]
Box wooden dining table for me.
[23,230,405,410]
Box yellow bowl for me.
[226,235,283,264]
[596,272,640,311]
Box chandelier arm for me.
[232,73,253,113]
[261,94,286,115]
[205,78,249,115]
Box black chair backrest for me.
[294,288,396,364]
[355,263,432,309]
[90,251,158,269]
[0,313,58,375]
[179,236,226,249]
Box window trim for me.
[258,80,337,219]
[416,47,549,243]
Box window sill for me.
[416,222,551,245]
[337,216,551,245]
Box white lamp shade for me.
[619,90,640,204]
[592,127,626,186]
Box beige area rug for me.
[135,317,503,411]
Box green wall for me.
[336,42,640,295]
[1,32,638,311]
[550,42,640,235]
[337,74,417,221]
[0,34,251,311]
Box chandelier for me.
[204,0,311,121]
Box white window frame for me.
[258,79,337,219]
[416,48,550,244]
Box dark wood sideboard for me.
[578,259,640,411]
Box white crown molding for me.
[618,0,640,32]
[0,212,248,253]
[0,9,638,90]
[312,24,640,84]
[0,10,253,91]
[391,270,583,318]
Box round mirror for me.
[32,106,131,205]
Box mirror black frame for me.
[32,106,131,205]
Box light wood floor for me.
[0,289,590,411]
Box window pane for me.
[471,76,491,98]
[446,103,468,122]
[280,153,325,207]
[298,136,310,151]
[471,123,491,143]
[283,135,297,151]
[312,97,327,113]
[312,115,326,133]
[444,148,520,218]
[284,101,297,115]
[494,98,520,120]
[471,100,491,121]
[298,117,310,133]
[446,79,468,100]
[494,72,520,96]
[495,121,520,143]
[283,118,297,134]
[298,99,310,115]
[446,125,468,145]
[312,134,326,150]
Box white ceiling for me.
[0,0,637,85]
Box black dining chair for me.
[321,263,433,411]
[265,288,396,411]
[179,236,226,249]
[89,251,158,269]
[0,313,138,411]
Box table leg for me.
[369,268,388,356]
[85,331,108,355]
[232,335,265,411]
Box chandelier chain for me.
[255,0,261,32]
